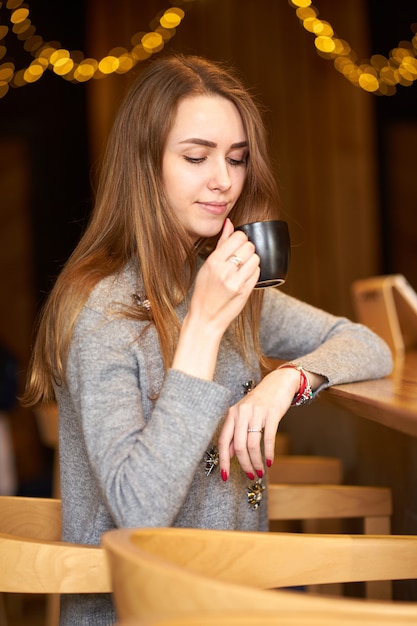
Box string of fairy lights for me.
[1,1,416,100]
[0,0,195,99]
[289,0,417,95]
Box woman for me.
[23,54,392,625]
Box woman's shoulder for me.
[84,262,141,318]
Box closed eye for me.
[183,156,247,166]
[227,156,247,166]
[184,156,206,164]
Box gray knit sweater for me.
[55,263,392,625]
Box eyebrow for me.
[179,138,248,149]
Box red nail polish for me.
[266,459,272,468]
[256,469,264,478]
[246,472,255,480]
[221,469,228,482]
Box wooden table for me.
[281,351,417,600]
[324,351,417,437]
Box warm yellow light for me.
[335,59,356,77]
[50,49,70,65]
[290,0,417,95]
[74,59,97,82]
[391,46,411,64]
[116,53,135,73]
[291,0,312,7]
[358,72,379,92]
[98,56,119,74]
[10,7,29,24]
[401,56,417,76]
[53,57,74,76]
[331,38,351,56]
[379,66,399,86]
[12,19,31,34]
[24,62,44,83]
[397,72,413,86]
[302,17,320,34]
[296,7,317,20]
[141,32,163,53]
[314,36,335,53]
[312,20,334,37]
[37,46,58,62]
[6,0,24,8]
[0,0,196,96]
[160,11,182,29]
[0,62,14,82]
[370,54,388,70]
[168,7,185,18]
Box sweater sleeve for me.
[259,288,393,386]
[65,305,231,529]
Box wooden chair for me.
[117,610,417,626]
[268,483,392,598]
[0,496,110,626]
[268,454,344,565]
[102,526,417,625]
[351,274,417,357]
[0,496,62,626]
[269,455,342,485]
[268,484,391,534]
[0,495,61,540]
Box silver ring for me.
[228,255,243,270]
[248,428,264,433]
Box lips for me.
[198,201,228,215]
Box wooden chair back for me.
[103,527,417,624]
[0,533,110,594]
[0,495,61,540]
[351,274,417,356]
[268,484,391,533]
[268,483,391,598]
[117,610,417,626]
[269,455,342,484]
[0,496,110,625]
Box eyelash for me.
[184,156,247,166]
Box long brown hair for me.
[22,54,280,407]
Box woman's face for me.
[162,94,248,243]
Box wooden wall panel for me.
[386,122,417,290]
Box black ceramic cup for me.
[235,220,290,288]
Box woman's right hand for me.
[189,218,260,333]
[171,218,260,381]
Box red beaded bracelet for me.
[278,364,313,406]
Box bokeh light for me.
[0,1,195,98]
[289,0,417,96]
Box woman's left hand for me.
[217,367,301,481]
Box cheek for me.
[234,169,247,196]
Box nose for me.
[208,159,232,192]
